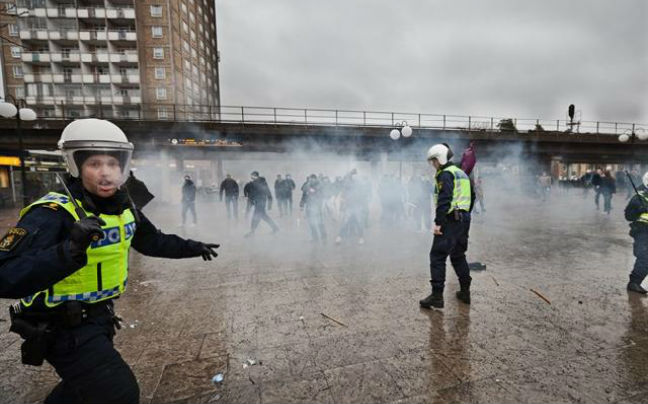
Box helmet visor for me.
[72,148,132,186]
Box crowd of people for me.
[178,165,487,244]
[535,167,642,214]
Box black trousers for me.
[631,231,648,285]
[181,201,196,224]
[429,218,471,293]
[225,196,238,220]
[251,204,278,233]
[44,314,139,404]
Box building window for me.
[12,66,23,78]
[150,5,163,17]
[14,87,24,98]
[8,24,19,37]
[153,47,164,59]
[158,107,168,119]
[155,67,166,79]
[156,87,167,100]
[152,26,163,38]
[11,47,21,58]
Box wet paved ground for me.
[1,187,648,403]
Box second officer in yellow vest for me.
[420,143,474,309]
[625,172,648,294]
[0,119,219,404]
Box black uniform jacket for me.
[625,185,648,235]
[0,180,205,300]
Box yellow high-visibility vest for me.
[19,192,135,308]
[435,165,472,213]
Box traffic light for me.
[568,104,575,122]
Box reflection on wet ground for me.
[2,190,648,403]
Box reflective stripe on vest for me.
[435,165,472,213]
[638,192,648,224]
[19,192,135,308]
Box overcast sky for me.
[215,0,648,124]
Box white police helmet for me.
[58,119,134,184]
[426,144,451,165]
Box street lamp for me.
[388,121,413,178]
[618,128,647,143]
[389,121,413,140]
[0,95,37,207]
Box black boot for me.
[627,282,648,295]
[456,289,471,304]
[456,279,471,304]
[420,289,443,309]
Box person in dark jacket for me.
[181,175,197,226]
[591,168,603,209]
[284,174,296,216]
[274,175,287,217]
[600,170,616,214]
[219,174,240,220]
[300,174,327,242]
[245,171,279,237]
[625,172,648,294]
[0,119,219,404]
[243,180,253,220]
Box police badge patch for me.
[0,227,27,252]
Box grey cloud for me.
[216,0,647,123]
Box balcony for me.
[19,30,49,41]
[46,8,58,17]
[98,74,112,84]
[114,74,139,84]
[53,74,64,83]
[23,74,54,83]
[70,74,82,83]
[106,8,135,19]
[113,52,139,63]
[22,52,50,63]
[33,8,47,17]
[95,52,110,63]
[108,31,137,41]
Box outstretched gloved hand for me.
[198,243,220,261]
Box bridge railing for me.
[31,103,645,136]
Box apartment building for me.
[0,0,220,120]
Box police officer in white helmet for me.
[420,143,475,309]
[625,171,648,294]
[0,119,220,403]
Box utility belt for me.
[446,210,470,222]
[8,300,120,366]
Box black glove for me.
[69,216,106,256]
[197,242,220,261]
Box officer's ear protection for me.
[442,143,454,161]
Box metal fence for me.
[30,103,646,136]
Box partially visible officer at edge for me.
[625,172,648,294]
[420,143,475,309]
[0,118,220,404]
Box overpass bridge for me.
[0,105,646,165]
